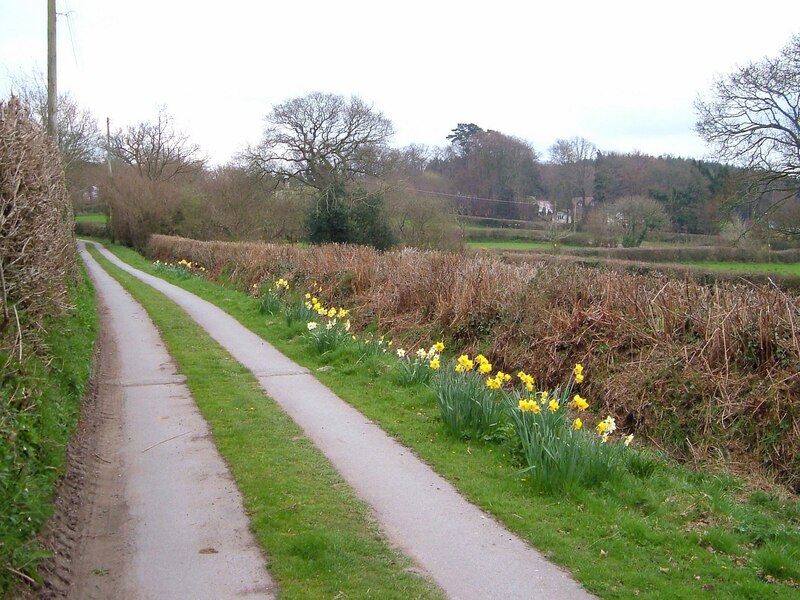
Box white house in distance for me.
[534,199,572,224]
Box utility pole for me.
[106,117,113,176]
[47,0,57,138]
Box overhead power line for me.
[406,187,549,207]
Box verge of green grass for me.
[74,213,107,224]
[85,246,443,600]
[685,261,800,277]
[0,266,98,596]
[103,242,800,599]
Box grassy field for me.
[74,213,108,224]
[686,261,800,276]
[86,246,444,600]
[103,242,800,600]
[466,239,554,250]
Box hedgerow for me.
[148,235,800,492]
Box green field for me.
[687,261,800,276]
[74,213,108,224]
[467,239,552,251]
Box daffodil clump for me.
[260,277,293,315]
[506,363,631,492]
[153,258,207,280]
[303,295,351,354]
[435,353,509,437]
[393,342,444,386]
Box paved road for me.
[76,242,276,599]
[84,241,595,600]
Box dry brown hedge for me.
[1,97,76,392]
[149,234,800,491]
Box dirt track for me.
[36,243,276,599]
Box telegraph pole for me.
[47,0,57,138]
[106,117,113,176]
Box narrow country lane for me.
[84,241,595,600]
[67,242,276,599]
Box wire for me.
[407,187,564,208]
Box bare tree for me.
[548,136,596,230]
[243,92,394,191]
[107,107,205,181]
[9,71,102,169]
[695,34,800,226]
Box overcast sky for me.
[2,0,799,165]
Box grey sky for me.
[1,0,799,165]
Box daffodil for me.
[571,394,589,411]
[416,348,428,360]
[307,322,318,330]
[479,362,492,375]
[429,357,441,370]
[475,354,489,366]
[624,434,634,447]
[518,371,535,388]
[397,348,406,358]
[548,399,560,413]
[602,416,617,435]
[573,418,583,430]
[434,341,445,352]
[596,421,608,434]
[518,399,540,414]
[457,354,475,371]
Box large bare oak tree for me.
[244,92,394,191]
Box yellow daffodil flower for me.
[571,394,589,411]
[573,418,583,430]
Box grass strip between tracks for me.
[98,242,800,600]
[86,245,444,600]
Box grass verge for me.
[0,266,98,596]
[85,245,444,600]
[102,242,800,599]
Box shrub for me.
[307,185,396,250]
